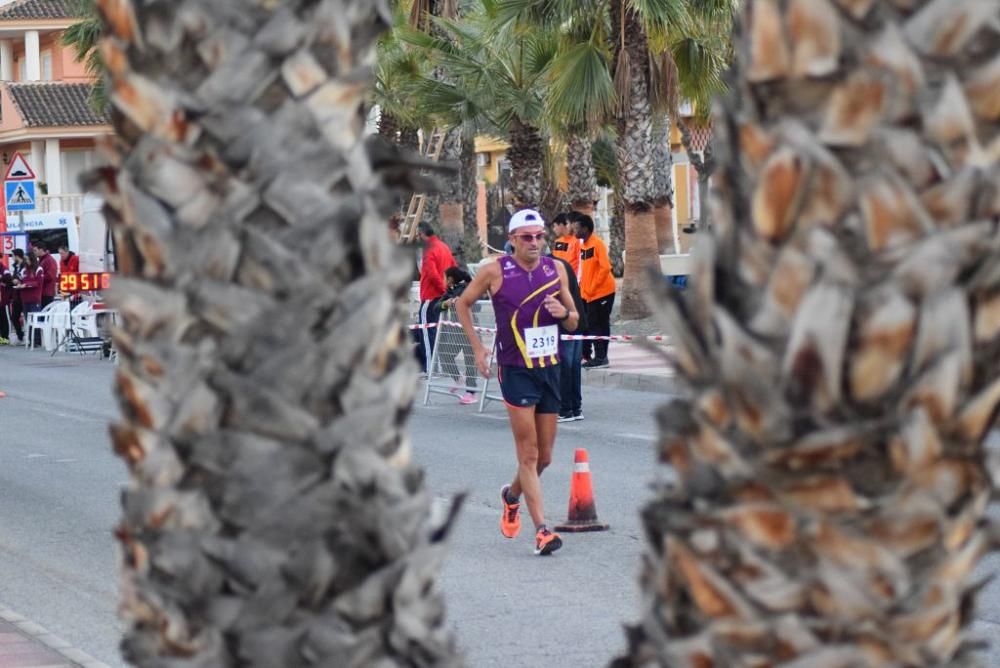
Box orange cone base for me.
[553,519,609,533]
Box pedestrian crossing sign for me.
[5,179,35,212]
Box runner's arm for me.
[548,262,579,332]
[455,264,495,354]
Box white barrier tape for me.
[560,335,669,342]
[408,321,670,342]
[573,462,590,473]
[439,319,498,334]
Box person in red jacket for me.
[58,244,79,275]
[35,244,59,307]
[14,253,43,314]
[415,222,456,375]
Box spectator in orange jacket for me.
[571,211,615,368]
[415,222,456,375]
[550,212,580,277]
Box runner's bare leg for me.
[507,405,546,528]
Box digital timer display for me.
[59,272,111,293]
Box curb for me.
[0,604,111,668]
[581,368,680,395]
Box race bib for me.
[524,325,558,358]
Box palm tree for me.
[93,1,462,664]
[503,0,732,319]
[648,18,731,253]
[670,18,732,235]
[375,9,426,154]
[565,133,598,217]
[651,113,675,253]
[543,3,614,219]
[409,0,468,252]
[401,3,557,211]
[616,0,1000,665]
[592,132,626,276]
[375,13,429,214]
[62,0,106,111]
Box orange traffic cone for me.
[554,448,609,532]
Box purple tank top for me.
[493,255,562,368]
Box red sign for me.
[4,152,35,181]
[59,272,111,293]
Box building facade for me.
[0,0,110,221]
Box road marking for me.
[26,453,47,459]
[55,458,78,463]
[616,433,657,442]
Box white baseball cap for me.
[508,208,544,232]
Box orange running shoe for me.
[500,485,521,538]
[534,527,562,556]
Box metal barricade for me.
[424,299,496,410]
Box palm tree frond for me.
[547,41,615,132]
[630,0,692,36]
[669,32,729,118]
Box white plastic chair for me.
[71,301,100,339]
[26,301,69,350]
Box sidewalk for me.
[0,605,108,668]
[580,340,678,395]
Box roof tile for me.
[0,0,75,20]
[6,82,108,127]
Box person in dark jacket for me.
[438,266,480,404]
[6,249,26,342]
[548,238,589,422]
[0,260,13,343]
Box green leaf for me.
[629,0,692,36]
[546,42,615,131]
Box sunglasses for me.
[514,233,546,242]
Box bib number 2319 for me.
[524,325,558,358]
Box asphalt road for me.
[1,347,998,667]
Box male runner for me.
[455,209,580,555]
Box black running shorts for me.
[498,365,561,414]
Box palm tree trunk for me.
[614,2,657,320]
[435,128,465,251]
[379,112,420,210]
[616,0,1000,665]
[538,175,566,228]
[459,133,482,264]
[678,120,716,231]
[421,0,464,250]
[609,194,625,278]
[95,2,461,665]
[567,132,597,218]
[378,108,402,143]
[507,118,545,210]
[399,126,420,154]
[652,114,674,253]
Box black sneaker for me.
[572,410,584,421]
[557,413,574,423]
[583,358,609,369]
